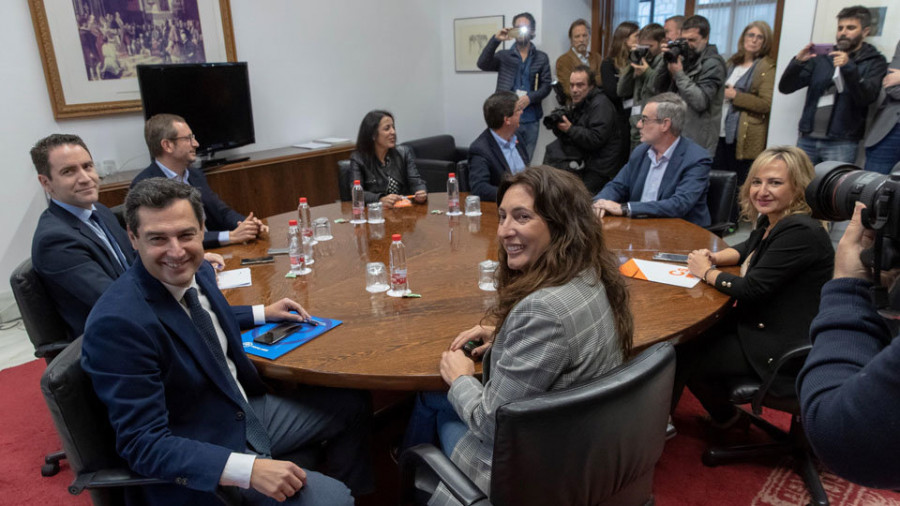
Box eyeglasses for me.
[169,134,196,142]
[638,116,664,124]
[745,33,765,41]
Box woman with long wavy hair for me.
[403,165,633,502]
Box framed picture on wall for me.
[28,0,237,120]
[454,15,504,72]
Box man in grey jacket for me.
[652,15,726,156]
[865,39,900,174]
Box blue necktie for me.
[183,287,272,457]
[90,212,129,273]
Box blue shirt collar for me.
[52,198,96,223]
[489,129,517,149]
[648,137,681,164]
[155,159,190,183]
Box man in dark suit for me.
[82,178,372,505]
[468,91,530,202]
[30,134,135,339]
[131,113,268,249]
[593,92,712,227]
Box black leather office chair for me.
[702,344,828,506]
[41,337,169,506]
[338,159,353,202]
[706,170,737,237]
[109,204,127,230]
[399,342,676,506]
[400,135,469,193]
[10,258,72,476]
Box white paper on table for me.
[217,268,252,289]
[619,258,700,288]
[292,141,331,150]
[314,137,351,144]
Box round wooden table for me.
[221,194,734,390]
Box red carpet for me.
[2,358,899,505]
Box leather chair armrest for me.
[399,444,489,506]
[454,147,469,162]
[69,468,166,495]
[750,344,812,414]
[705,222,734,238]
[35,341,73,360]
[416,160,458,193]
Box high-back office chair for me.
[702,344,829,506]
[109,204,127,231]
[10,258,72,476]
[401,135,469,193]
[399,342,676,506]
[41,337,168,506]
[706,170,737,237]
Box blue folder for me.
[241,316,342,360]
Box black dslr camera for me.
[629,45,650,64]
[664,39,691,63]
[806,162,900,314]
[543,107,570,130]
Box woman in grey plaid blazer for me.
[404,166,634,505]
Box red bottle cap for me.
[353,180,361,185]
[392,234,401,241]
[299,197,307,204]
[448,173,456,178]
[288,219,298,226]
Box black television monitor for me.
[137,62,255,164]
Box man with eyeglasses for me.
[592,92,711,227]
[132,113,267,249]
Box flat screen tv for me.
[137,62,254,165]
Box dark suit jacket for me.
[82,260,259,506]
[596,136,712,226]
[467,128,530,202]
[31,201,134,339]
[715,214,833,396]
[131,162,245,248]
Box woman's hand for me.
[724,85,737,100]
[449,325,495,359]
[687,249,714,278]
[380,194,402,208]
[413,190,427,203]
[440,350,475,386]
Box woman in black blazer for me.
[674,145,833,426]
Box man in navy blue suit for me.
[467,91,530,202]
[131,113,268,249]
[30,134,135,339]
[593,92,712,227]
[82,179,372,505]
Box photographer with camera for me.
[779,5,887,164]
[618,23,666,151]
[652,15,726,156]
[542,65,625,194]
[798,200,900,489]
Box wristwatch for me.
[620,203,630,217]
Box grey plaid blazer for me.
[429,271,624,505]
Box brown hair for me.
[491,166,633,359]
[30,134,91,178]
[144,113,187,158]
[729,20,773,66]
[738,146,815,224]
[568,18,589,39]
[607,21,640,69]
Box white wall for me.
[0,0,446,299]
[767,0,817,148]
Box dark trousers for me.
[712,138,752,224]
[671,320,759,423]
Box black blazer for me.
[349,146,426,204]
[467,128,530,202]
[31,201,135,339]
[713,214,834,395]
[131,162,245,248]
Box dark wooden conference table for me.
[221,194,734,391]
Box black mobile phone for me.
[462,339,484,358]
[253,322,302,345]
[241,256,275,266]
[652,252,689,263]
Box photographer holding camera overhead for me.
[798,164,900,489]
[652,15,726,156]
[778,5,887,164]
[543,65,625,194]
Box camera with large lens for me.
[543,106,570,130]
[807,163,900,310]
[629,45,650,64]
[664,39,691,63]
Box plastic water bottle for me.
[387,234,410,297]
[287,220,304,274]
[351,180,366,224]
[297,197,316,245]
[447,172,461,216]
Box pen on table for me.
[301,319,320,326]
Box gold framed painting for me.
[29,0,237,119]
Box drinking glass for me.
[367,202,384,224]
[313,218,333,241]
[478,260,498,291]
[465,195,482,216]
[365,262,390,293]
